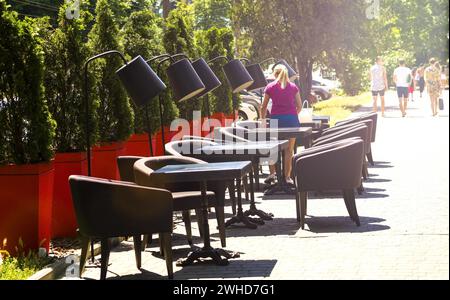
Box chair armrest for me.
[295,140,365,191]
[69,175,173,238]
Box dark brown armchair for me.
[133,156,227,248]
[292,138,365,229]
[335,112,378,165]
[69,175,173,280]
[313,123,371,181]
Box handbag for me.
[298,100,313,123]
[439,97,444,110]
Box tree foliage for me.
[233,0,366,99]
[0,0,56,164]
[40,2,95,152]
[122,6,171,134]
[193,0,231,30]
[87,0,134,143]
[163,2,201,120]
[195,26,236,115]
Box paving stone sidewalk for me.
[69,90,449,280]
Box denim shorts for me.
[372,90,385,97]
[270,114,301,128]
[397,87,409,98]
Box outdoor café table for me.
[248,127,313,195]
[151,161,253,266]
[187,140,289,225]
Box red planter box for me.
[0,162,54,255]
[91,142,125,180]
[124,133,154,157]
[52,152,87,238]
[154,127,178,156]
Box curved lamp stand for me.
[84,50,167,263]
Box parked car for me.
[238,101,259,121]
[312,79,332,101]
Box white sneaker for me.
[286,178,294,185]
[264,174,276,184]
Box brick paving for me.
[69,90,449,280]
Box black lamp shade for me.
[222,59,254,93]
[116,55,166,107]
[166,58,205,102]
[192,58,221,98]
[274,59,297,81]
[245,63,268,91]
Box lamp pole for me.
[84,50,128,176]
[146,54,176,152]
[83,50,128,263]
[207,56,229,121]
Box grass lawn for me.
[313,92,372,126]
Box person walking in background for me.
[369,56,388,117]
[261,64,302,185]
[409,68,417,102]
[393,59,412,117]
[417,66,426,98]
[424,58,442,116]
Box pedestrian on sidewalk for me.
[261,64,302,185]
[409,68,417,102]
[417,66,426,98]
[424,58,442,117]
[369,56,388,117]
[393,59,412,117]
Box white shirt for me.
[394,66,412,87]
[370,64,385,91]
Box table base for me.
[225,213,263,229]
[176,246,240,266]
[244,207,274,221]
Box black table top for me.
[151,161,253,183]
[249,127,312,140]
[185,141,288,163]
[197,140,288,154]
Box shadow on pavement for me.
[211,218,301,238]
[304,216,389,233]
[173,259,277,279]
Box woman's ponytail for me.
[273,64,289,89]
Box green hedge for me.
[0,1,55,164]
[87,0,134,143]
[123,8,174,134]
[40,3,95,152]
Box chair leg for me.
[299,192,307,229]
[161,233,173,279]
[362,158,369,180]
[133,235,142,269]
[79,235,89,278]
[347,189,361,226]
[215,206,226,247]
[343,189,360,226]
[253,163,260,191]
[357,181,365,195]
[367,150,374,166]
[159,233,165,257]
[229,181,236,215]
[195,209,204,238]
[343,190,355,222]
[243,175,249,202]
[100,238,111,280]
[141,235,148,252]
[182,210,193,246]
[295,191,301,222]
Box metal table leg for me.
[177,181,240,266]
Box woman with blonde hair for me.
[424,58,442,116]
[261,64,302,184]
